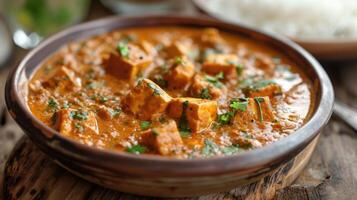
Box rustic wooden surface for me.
[1,1,357,200]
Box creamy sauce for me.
[27,27,313,158]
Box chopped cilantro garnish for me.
[236,64,244,76]
[154,75,168,88]
[99,96,108,103]
[74,123,84,132]
[221,144,240,155]
[140,121,151,131]
[51,113,58,125]
[70,110,89,121]
[62,101,70,109]
[117,43,130,58]
[86,81,104,89]
[200,88,212,99]
[174,56,183,65]
[251,80,276,91]
[202,139,220,157]
[272,56,281,64]
[218,112,234,125]
[152,129,159,136]
[121,34,136,43]
[109,108,121,117]
[158,116,168,124]
[47,98,59,112]
[147,82,162,96]
[178,101,191,137]
[254,97,265,122]
[204,72,224,88]
[44,65,53,74]
[126,145,147,154]
[230,98,248,112]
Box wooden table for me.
[1,1,356,199]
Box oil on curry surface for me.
[28,27,312,158]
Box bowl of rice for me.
[194,0,357,60]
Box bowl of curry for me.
[5,15,333,197]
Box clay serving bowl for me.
[5,15,334,197]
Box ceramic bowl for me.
[5,15,334,197]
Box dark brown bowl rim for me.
[5,14,334,176]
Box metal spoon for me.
[333,100,357,131]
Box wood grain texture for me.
[3,135,317,200]
[1,1,357,199]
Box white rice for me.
[201,0,357,40]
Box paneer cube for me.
[165,39,193,58]
[254,53,275,71]
[202,54,240,80]
[164,56,195,89]
[54,109,99,136]
[42,66,82,91]
[122,79,172,120]
[141,120,183,156]
[137,40,157,57]
[105,43,152,80]
[234,97,275,127]
[190,74,224,100]
[200,28,225,48]
[167,98,217,133]
[97,105,121,120]
[243,80,282,98]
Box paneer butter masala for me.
[28,27,313,158]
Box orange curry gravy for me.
[28,27,313,158]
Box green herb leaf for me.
[147,82,162,96]
[174,56,183,65]
[250,80,276,91]
[235,64,244,76]
[200,88,212,99]
[218,112,234,125]
[204,72,224,88]
[86,81,104,89]
[74,122,84,132]
[140,121,151,131]
[126,145,147,154]
[202,139,220,157]
[120,34,136,44]
[99,96,108,103]
[158,116,168,124]
[117,43,130,58]
[51,112,58,125]
[47,98,59,112]
[254,97,265,122]
[230,98,248,112]
[152,129,159,136]
[178,101,191,136]
[109,108,121,117]
[154,75,168,88]
[70,110,89,121]
[221,144,240,155]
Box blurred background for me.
[0,1,356,199]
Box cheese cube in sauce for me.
[202,54,239,80]
[164,56,195,89]
[234,97,275,130]
[142,120,183,156]
[105,44,152,80]
[243,80,282,98]
[54,109,99,136]
[122,79,172,120]
[190,74,224,100]
[167,98,217,133]
[166,39,193,58]
[200,28,225,48]
[42,66,82,92]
